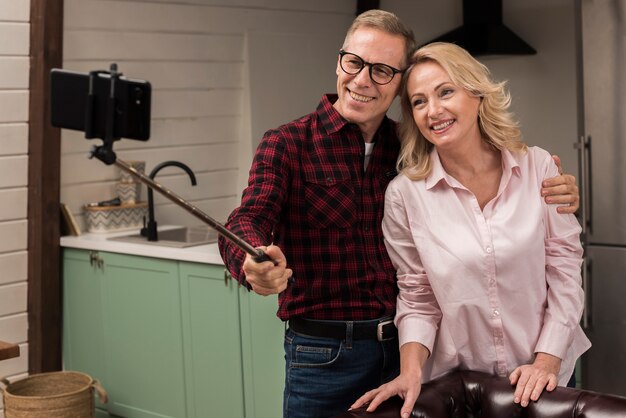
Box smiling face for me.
[406,61,482,152]
[333,27,406,141]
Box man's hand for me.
[541,155,580,214]
[509,352,562,407]
[242,245,292,296]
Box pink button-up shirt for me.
[383,146,591,385]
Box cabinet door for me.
[179,263,245,418]
[63,249,186,417]
[239,287,285,418]
[100,252,187,418]
[62,248,108,412]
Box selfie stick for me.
[86,64,272,265]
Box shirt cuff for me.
[534,320,574,360]
[397,316,438,354]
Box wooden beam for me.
[28,0,64,373]
[357,0,380,15]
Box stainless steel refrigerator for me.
[576,0,626,396]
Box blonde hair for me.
[343,10,417,67]
[397,42,527,180]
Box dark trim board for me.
[28,0,64,373]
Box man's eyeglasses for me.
[338,50,404,85]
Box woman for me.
[351,42,591,418]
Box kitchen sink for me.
[109,226,219,248]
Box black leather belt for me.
[288,317,397,342]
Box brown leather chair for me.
[334,370,626,418]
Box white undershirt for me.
[364,141,375,171]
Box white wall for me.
[385,0,580,173]
[0,0,31,414]
[60,0,354,231]
[61,1,581,234]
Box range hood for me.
[426,0,536,56]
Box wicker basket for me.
[1,371,107,418]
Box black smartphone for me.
[50,68,151,141]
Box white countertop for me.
[60,226,224,265]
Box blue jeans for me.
[283,327,400,418]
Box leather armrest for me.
[333,370,626,418]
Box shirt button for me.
[486,246,493,253]
[493,309,500,317]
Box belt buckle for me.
[377,319,394,341]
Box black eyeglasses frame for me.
[338,49,405,85]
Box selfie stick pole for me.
[86,65,272,264]
[112,159,271,263]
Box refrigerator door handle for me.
[575,135,592,237]
[582,256,591,330]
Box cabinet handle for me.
[89,251,104,271]
[224,269,230,287]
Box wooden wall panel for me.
[0,221,27,253]
[0,92,29,123]
[120,0,351,12]
[156,195,240,226]
[0,124,28,155]
[0,57,29,89]
[60,0,354,233]
[63,32,244,61]
[63,61,242,89]
[0,189,28,221]
[151,90,241,119]
[0,23,29,55]
[0,156,28,188]
[0,314,28,345]
[0,0,31,393]
[0,252,28,285]
[62,143,238,184]
[62,115,240,151]
[0,345,28,382]
[64,1,352,34]
[0,0,29,21]
[0,283,28,317]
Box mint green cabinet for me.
[179,262,245,418]
[63,249,108,411]
[239,288,285,418]
[62,248,284,418]
[63,249,187,418]
[101,253,186,418]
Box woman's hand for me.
[351,342,428,418]
[350,372,422,418]
[541,155,579,214]
[509,352,562,407]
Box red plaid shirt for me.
[219,94,400,321]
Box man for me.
[219,9,579,418]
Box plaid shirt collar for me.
[317,94,395,144]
